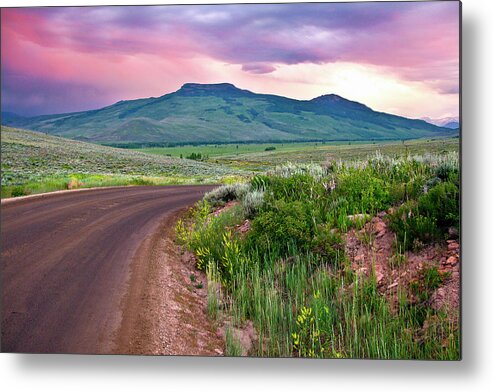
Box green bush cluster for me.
[388,180,459,250]
[248,199,315,256]
[186,152,209,161]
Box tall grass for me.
[177,152,460,359]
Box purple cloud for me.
[1,2,460,116]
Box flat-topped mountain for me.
[2,83,456,145]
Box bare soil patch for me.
[114,208,224,355]
[344,212,460,313]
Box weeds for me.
[225,327,243,356]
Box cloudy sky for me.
[1,1,459,118]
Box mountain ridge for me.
[421,116,460,129]
[1,83,456,145]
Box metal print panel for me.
[0,1,461,359]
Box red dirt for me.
[345,213,460,313]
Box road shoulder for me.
[114,208,224,355]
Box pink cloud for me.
[1,2,459,116]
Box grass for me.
[0,173,210,198]
[1,126,245,198]
[2,126,458,200]
[177,149,460,359]
[225,327,243,356]
[138,138,459,171]
[137,140,375,159]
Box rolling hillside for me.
[0,126,239,189]
[2,83,456,145]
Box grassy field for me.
[1,126,459,198]
[0,126,243,198]
[137,140,375,158]
[137,138,459,171]
[177,149,460,359]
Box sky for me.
[1,1,460,118]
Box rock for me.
[354,254,365,262]
[214,349,223,355]
[447,241,460,251]
[374,220,387,233]
[376,231,386,239]
[236,219,251,234]
[430,288,447,311]
[446,256,458,266]
[376,271,385,284]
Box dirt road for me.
[1,185,215,354]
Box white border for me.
[2,0,492,391]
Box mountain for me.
[443,121,460,129]
[2,83,456,145]
[421,116,460,129]
[1,111,27,123]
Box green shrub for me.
[422,266,447,291]
[204,183,250,207]
[410,265,450,303]
[335,169,391,214]
[312,225,346,267]
[388,180,459,249]
[242,190,264,218]
[266,173,326,202]
[247,199,315,256]
[388,201,439,250]
[418,181,459,230]
[186,152,204,160]
[434,161,459,183]
[11,185,29,197]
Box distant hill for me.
[421,116,460,129]
[443,121,460,129]
[2,83,457,145]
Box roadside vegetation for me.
[0,126,243,198]
[176,151,460,359]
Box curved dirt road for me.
[1,185,214,354]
